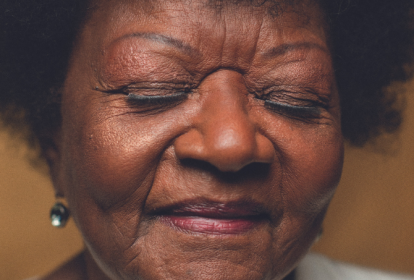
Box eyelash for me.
[104,85,192,110]
[126,91,189,105]
[257,91,329,120]
[264,100,322,119]
[103,84,327,120]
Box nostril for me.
[174,127,259,173]
[174,127,275,173]
[179,158,221,174]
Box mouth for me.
[152,200,269,235]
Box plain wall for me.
[1,80,414,279]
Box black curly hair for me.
[0,0,413,154]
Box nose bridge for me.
[173,70,274,172]
[199,70,256,160]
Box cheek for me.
[73,121,160,208]
[60,112,192,276]
[63,94,192,208]
[255,105,344,213]
[265,122,343,276]
[281,128,344,212]
[60,103,191,245]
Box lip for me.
[153,200,269,235]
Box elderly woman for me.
[1,0,414,279]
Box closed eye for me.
[264,100,322,119]
[127,91,188,106]
[99,83,192,112]
[256,88,330,121]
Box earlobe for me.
[42,130,65,198]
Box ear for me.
[42,129,65,198]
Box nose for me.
[174,70,275,172]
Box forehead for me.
[85,0,325,36]
[79,0,328,71]
[89,0,319,13]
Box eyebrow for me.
[262,42,329,58]
[112,32,199,57]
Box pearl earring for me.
[50,202,70,228]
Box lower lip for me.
[160,216,261,235]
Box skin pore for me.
[45,0,344,279]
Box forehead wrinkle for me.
[246,11,266,74]
[204,0,302,17]
[213,5,267,72]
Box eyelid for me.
[97,81,193,96]
[96,82,193,113]
[254,87,330,120]
[127,91,188,104]
[262,85,329,100]
[118,82,192,93]
[264,100,322,119]
[260,85,330,105]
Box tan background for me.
[1,80,414,280]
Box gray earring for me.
[50,202,70,228]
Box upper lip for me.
[149,198,270,220]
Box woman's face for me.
[50,0,343,279]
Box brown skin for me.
[45,0,344,279]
